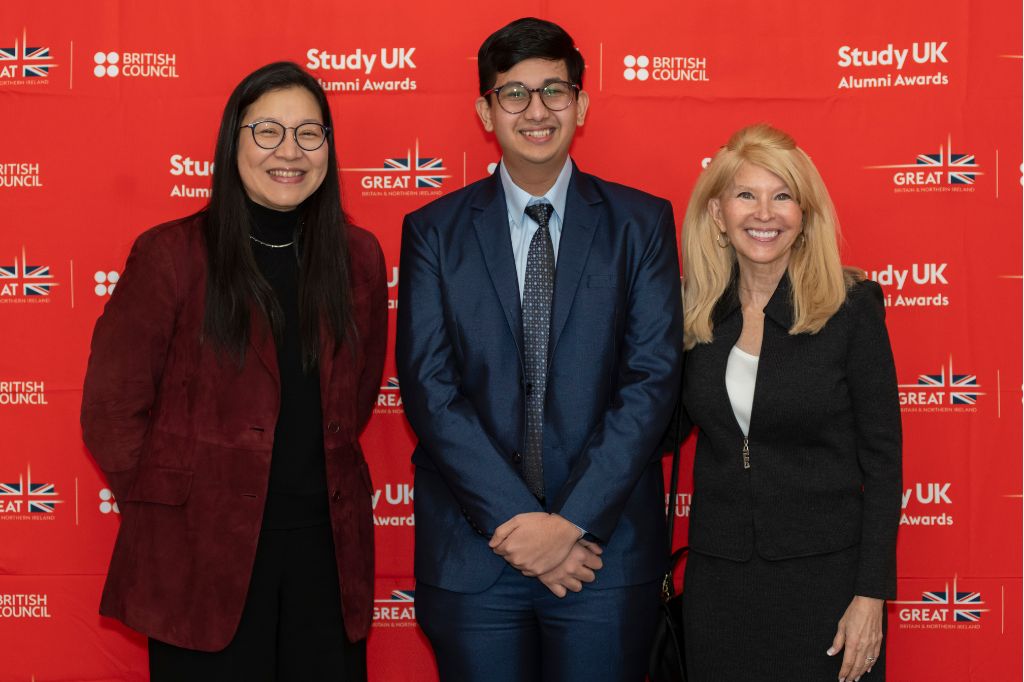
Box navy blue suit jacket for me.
[397,166,683,593]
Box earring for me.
[797,232,807,247]
[716,232,730,248]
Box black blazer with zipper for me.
[680,274,902,599]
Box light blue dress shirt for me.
[499,157,573,303]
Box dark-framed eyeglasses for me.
[483,80,580,114]
[240,120,331,151]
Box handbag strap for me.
[665,382,684,555]
[661,380,687,600]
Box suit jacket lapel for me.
[550,169,600,359]
[762,272,794,330]
[472,174,524,355]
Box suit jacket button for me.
[332,489,341,502]
[526,383,533,396]
[512,450,522,463]
[327,421,340,434]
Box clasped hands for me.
[489,512,603,598]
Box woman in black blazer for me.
[677,124,902,681]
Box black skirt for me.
[682,544,887,680]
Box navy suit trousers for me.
[416,564,660,682]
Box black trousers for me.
[149,523,367,682]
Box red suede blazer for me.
[81,212,387,651]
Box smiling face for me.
[237,86,329,211]
[709,161,804,276]
[475,58,589,188]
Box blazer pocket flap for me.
[587,275,615,288]
[125,467,193,505]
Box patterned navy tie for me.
[521,202,555,501]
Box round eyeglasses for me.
[483,80,580,114]
[240,120,331,151]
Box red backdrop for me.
[1,1,1021,680]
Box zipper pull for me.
[742,437,750,469]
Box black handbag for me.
[648,393,689,682]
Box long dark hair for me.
[203,61,352,370]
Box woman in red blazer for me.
[81,62,387,681]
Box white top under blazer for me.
[725,345,759,436]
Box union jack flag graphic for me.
[896,577,988,623]
[867,134,981,185]
[375,589,415,603]
[380,377,400,391]
[22,44,49,60]
[0,480,24,496]
[343,139,451,189]
[898,356,983,405]
[0,465,63,514]
[1,248,58,296]
[921,590,986,622]
[377,145,447,188]
[27,480,59,513]
[916,146,978,185]
[1,29,57,79]
[23,63,52,78]
[949,371,981,405]
[414,156,446,188]
[22,41,52,78]
[382,156,411,171]
[952,593,985,622]
[909,372,944,388]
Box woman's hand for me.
[828,595,884,681]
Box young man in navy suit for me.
[396,17,683,681]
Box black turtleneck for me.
[247,198,329,529]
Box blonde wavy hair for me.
[682,123,863,349]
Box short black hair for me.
[477,17,584,95]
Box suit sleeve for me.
[553,200,684,541]
[846,281,903,599]
[396,213,542,535]
[81,229,179,502]
[355,237,388,433]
